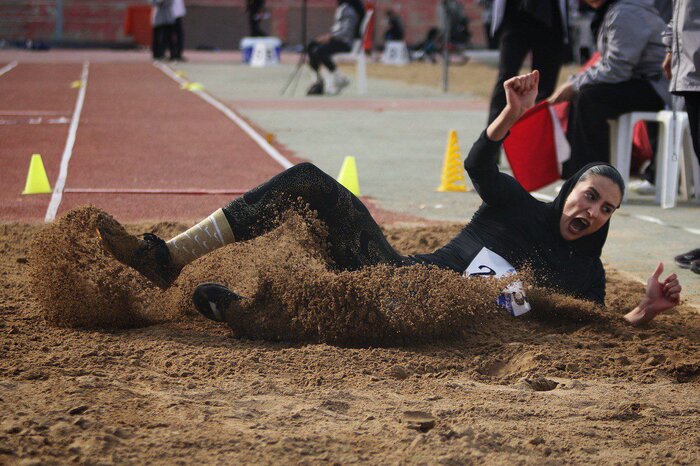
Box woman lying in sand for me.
[98,71,681,330]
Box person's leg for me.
[563,80,665,178]
[681,92,700,165]
[170,17,184,60]
[315,39,351,73]
[152,25,166,59]
[487,11,533,123]
[529,18,563,103]
[99,163,411,288]
[313,39,352,94]
[221,163,409,270]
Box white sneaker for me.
[333,74,350,94]
[630,179,656,196]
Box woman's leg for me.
[221,163,410,270]
[99,163,410,288]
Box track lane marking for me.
[45,61,89,222]
[0,61,18,77]
[153,62,294,170]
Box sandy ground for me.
[2,206,700,464]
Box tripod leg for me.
[281,51,307,96]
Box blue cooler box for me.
[240,37,281,64]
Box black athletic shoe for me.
[306,81,324,96]
[674,248,700,269]
[192,282,243,322]
[97,227,181,289]
[691,260,700,275]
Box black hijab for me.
[550,162,623,258]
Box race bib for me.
[463,247,531,317]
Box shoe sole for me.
[192,282,244,322]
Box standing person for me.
[98,71,681,341]
[487,0,568,123]
[151,0,174,60]
[479,0,499,50]
[666,0,700,274]
[246,0,267,37]
[170,0,186,61]
[306,0,365,96]
[548,0,670,179]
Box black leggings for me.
[307,39,351,73]
[222,163,416,271]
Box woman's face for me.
[559,175,622,241]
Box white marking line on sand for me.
[153,62,294,170]
[45,61,89,223]
[0,61,18,77]
[531,192,699,236]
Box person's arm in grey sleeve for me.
[571,7,650,90]
[330,6,358,45]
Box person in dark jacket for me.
[549,0,670,179]
[666,0,700,273]
[98,71,681,331]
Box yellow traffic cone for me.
[22,154,52,194]
[436,130,469,192]
[70,80,82,89]
[337,156,360,196]
[181,82,204,92]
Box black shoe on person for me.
[96,227,181,289]
[306,81,324,96]
[674,248,700,269]
[691,260,700,275]
[192,283,243,322]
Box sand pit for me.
[2,206,700,463]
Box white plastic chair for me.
[609,110,698,208]
[334,9,373,95]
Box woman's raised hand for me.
[486,70,540,141]
[504,70,540,120]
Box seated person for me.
[549,0,670,179]
[307,0,365,96]
[99,71,681,341]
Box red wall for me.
[0,0,488,48]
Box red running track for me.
[1,62,295,223]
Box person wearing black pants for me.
[666,0,700,273]
[549,0,670,178]
[306,0,364,96]
[562,80,665,178]
[487,0,567,124]
[151,0,174,60]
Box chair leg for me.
[357,53,367,95]
[611,114,633,202]
[656,112,680,209]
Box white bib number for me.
[463,247,531,317]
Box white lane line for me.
[0,110,69,116]
[530,191,699,236]
[45,61,89,223]
[0,61,18,77]
[152,62,294,170]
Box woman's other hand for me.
[662,51,672,80]
[486,70,539,140]
[548,81,576,105]
[624,262,682,326]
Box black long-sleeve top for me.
[416,132,606,305]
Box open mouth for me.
[569,217,590,234]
